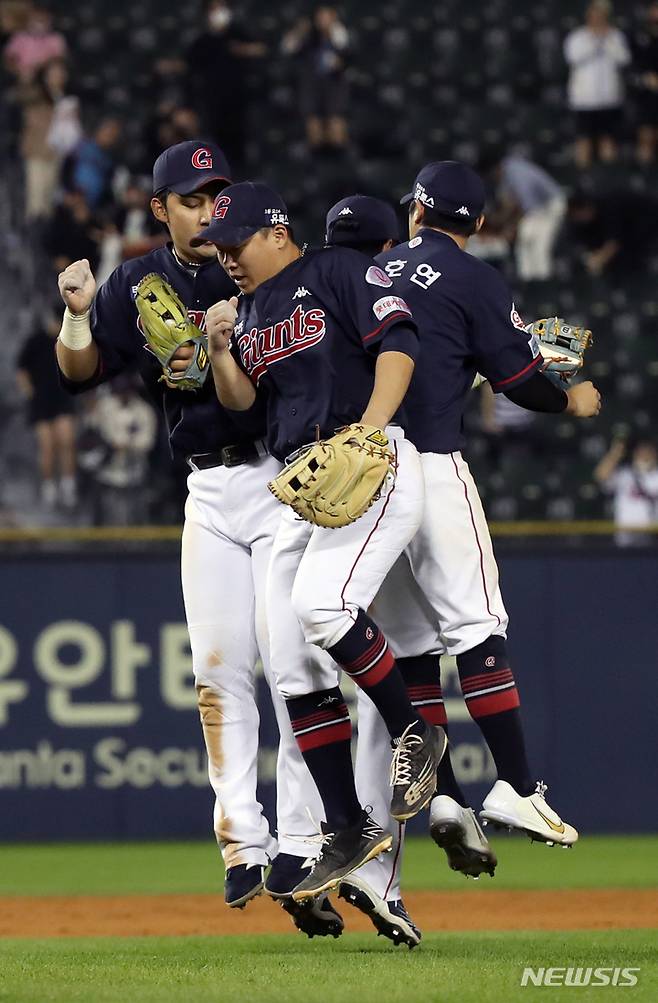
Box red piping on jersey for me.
[384,822,404,900]
[449,452,501,630]
[362,313,412,343]
[492,354,541,390]
[340,441,398,617]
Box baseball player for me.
[195,180,447,901]
[55,140,343,938]
[323,180,601,934]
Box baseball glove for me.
[134,272,210,391]
[268,423,396,528]
[526,317,593,381]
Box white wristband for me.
[58,307,92,351]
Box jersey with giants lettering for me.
[57,244,260,458]
[232,247,418,460]
[376,229,542,453]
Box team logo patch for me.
[510,302,526,332]
[365,265,393,288]
[213,194,231,219]
[408,236,422,248]
[365,626,375,640]
[485,656,496,667]
[372,295,411,321]
[191,147,213,170]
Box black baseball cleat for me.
[390,720,447,822]
[280,895,344,939]
[339,876,421,949]
[224,864,264,908]
[292,811,392,902]
[265,852,344,938]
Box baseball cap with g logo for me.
[152,140,232,195]
[192,182,290,247]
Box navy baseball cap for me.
[152,140,232,195]
[191,181,290,247]
[400,161,485,221]
[325,195,400,245]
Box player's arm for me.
[361,350,415,430]
[503,369,601,417]
[205,296,256,410]
[55,259,101,381]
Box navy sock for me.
[398,654,468,806]
[457,635,533,796]
[286,687,362,829]
[328,610,420,740]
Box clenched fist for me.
[206,296,239,356]
[58,259,97,315]
[566,381,602,418]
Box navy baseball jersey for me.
[232,247,418,460]
[57,245,261,457]
[376,229,541,453]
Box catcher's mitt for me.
[134,272,210,391]
[526,317,592,381]
[268,423,396,529]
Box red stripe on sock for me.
[291,706,349,731]
[344,634,386,672]
[416,703,448,726]
[295,721,352,752]
[407,685,443,698]
[460,669,513,691]
[349,646,395,687]
[466,688,520,718]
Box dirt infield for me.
[2,889,656,938]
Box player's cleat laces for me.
[390,720,447,822]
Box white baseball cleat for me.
[480,780,578,846]
[429,795,497,878]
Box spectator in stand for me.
[67,117,122,210]
[3,4,66,82]
[16,307,77,509]
[564,1,630,169]
[282,6,350,154]
[479,150,566,281]
[45,189,102,274]
[185,0,265,171]
[16,57,80,220]
[81,377,158,526]
[95,179,164,285]
[631,2,658,164]
[594,437,658,546]
[566,189,658,277]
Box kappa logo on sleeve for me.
[365,265,393,288]
[372,295,412,321]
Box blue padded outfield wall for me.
[1,547,656,840]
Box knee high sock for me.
[328,610,421,740]
[398,654,468,807]
[286,687,362,829]
[457,635,533,796]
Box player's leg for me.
[246,472,344,938]
[182,472,277,907]
[368,553,496,880]
[409,451,577,846]
[285,435,446,897]
[341,686,420,949]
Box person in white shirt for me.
[564,0,631,168]
[594,437,658,546]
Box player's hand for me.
[169,344,195,374]
[206,296,239,356]
[566,381,601,418]
[58,259,97,315]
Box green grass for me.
[0,931,655,1003]
[0,835,656,897]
